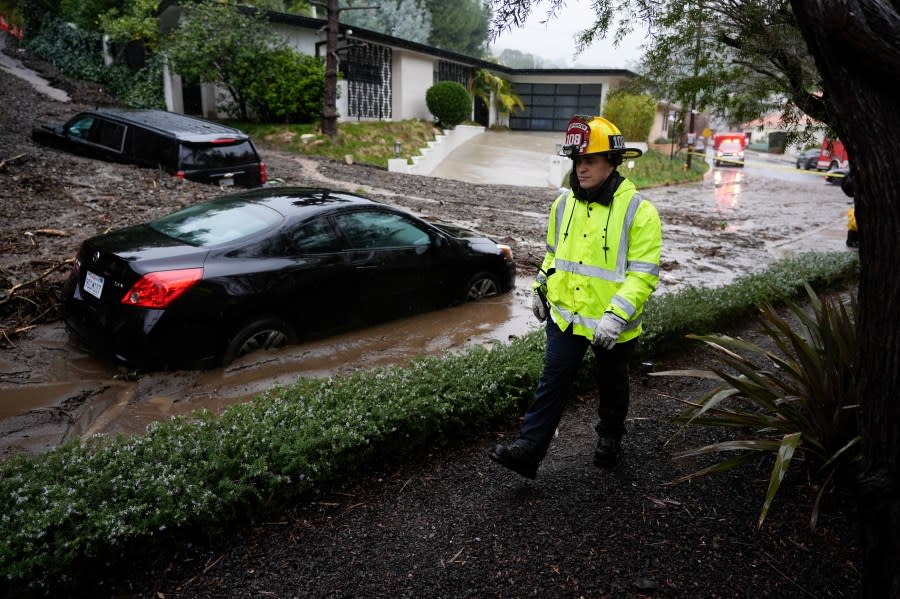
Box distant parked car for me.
[795,148,820,170]
[32,108,266,188]
[62,187,516,370]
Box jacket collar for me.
[569,169,624,205]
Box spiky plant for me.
[660,284,861,528]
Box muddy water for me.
[0,157,854,456]
[0,283,540,455]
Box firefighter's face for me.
[574,153,614,191]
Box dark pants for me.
[519,319,636,458]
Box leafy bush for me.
[25,15,108,83]
[160,2,287,120]
[244,49,325,123]
[662,284,860,529]
[602,89,656,142]
[0,251,858,593]
[472,69,523,114]
[425,81,471,128]
[24,13,164,108]
[115,51,165,109]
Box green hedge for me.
[0,251,858,595]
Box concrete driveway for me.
[428,130,567,188]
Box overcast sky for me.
[488,2,649,70]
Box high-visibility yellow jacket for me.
[534,177,662,343]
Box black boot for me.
[594,432,623,468]
[488,440,540,479]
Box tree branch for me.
[0,259,73,307]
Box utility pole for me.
[321,0,340,137]
[311,1,377,138]
[685,8,702,170]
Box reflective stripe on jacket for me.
[534,177,662,343]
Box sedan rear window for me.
[150,199,282,247]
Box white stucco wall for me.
[162,62,183,114]
[273,23,319,56]
[392,50,435,121]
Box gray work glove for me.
[592,312,628,350]
[531,291,547,322]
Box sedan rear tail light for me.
[121,268,203,308]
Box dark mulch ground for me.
[100,323,860,599]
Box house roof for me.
[266,10,638,79]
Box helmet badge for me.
[562,120,590,157]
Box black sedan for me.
[62,188,516,370]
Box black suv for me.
[31,109,267,188]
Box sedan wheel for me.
[223,317,296,365]
[464,273,501,302]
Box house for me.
[740,112,824,154]
[647,101,713,149]
[157,4,637,131]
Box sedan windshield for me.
[150,199,282,247]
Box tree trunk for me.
[791,2,900,596]
[320,0,339,137]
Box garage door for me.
[508,83,604,131]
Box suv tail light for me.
[175,170,185,181]
[259,161,267,185]
[121,268,203,308]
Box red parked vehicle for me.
[817,137,849,171]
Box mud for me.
[0,43,854,458]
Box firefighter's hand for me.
[592,312,628,350]
[532,292,547,322]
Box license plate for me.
[84,270,105,299]
[219,175,235,188]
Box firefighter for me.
[489,115,663,479]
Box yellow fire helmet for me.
[560,115,643,160]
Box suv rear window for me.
[178,141,259,169]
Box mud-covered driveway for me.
[0,53,854,458]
